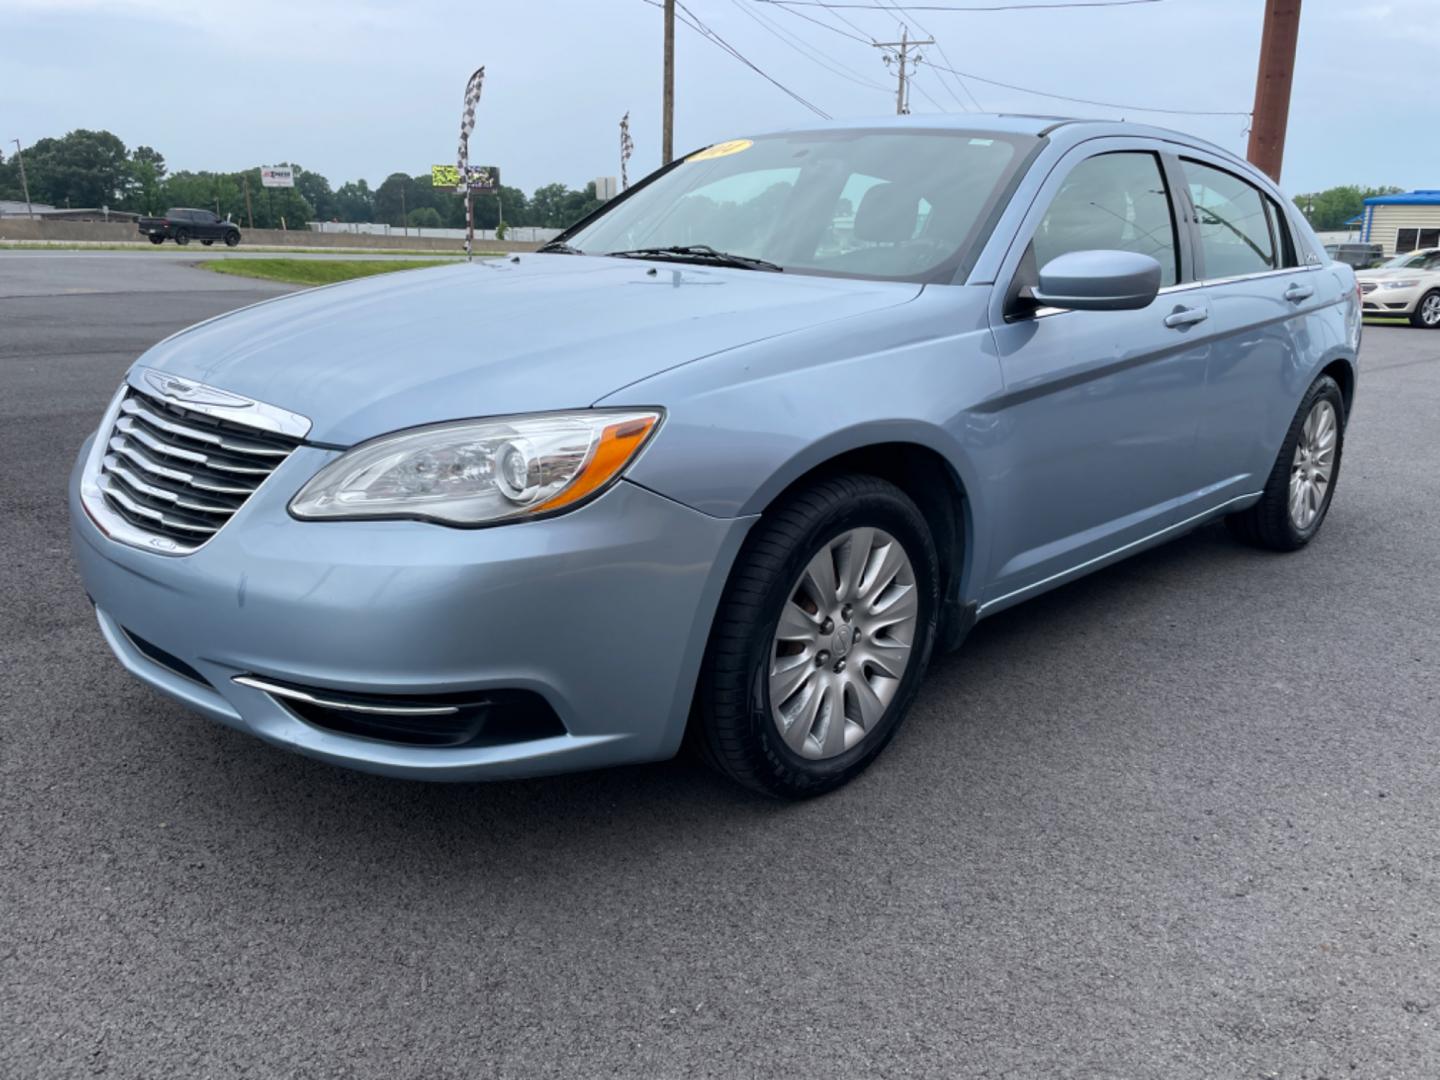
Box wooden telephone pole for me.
[873,28,933,116]
[662,0,675,164]
[1246,0,1302,182]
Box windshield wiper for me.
[605,245,783,273]
[536,241,584,255]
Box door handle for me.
[1284,283,1315,303]
[1164,306,1209,329]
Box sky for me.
[1,0,1433,198]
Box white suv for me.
[1356,248,1440,327]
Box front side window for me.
[1184,160,1277,278]
[1031,151,1179,287]
[563,130,1034,283]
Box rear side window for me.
[1265,197,1298,267]
[1032,151,1178,287]
[1182,160,1277,279]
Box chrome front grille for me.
[94,385,302,553]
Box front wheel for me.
[173,228,190,246]
[695,474,939,798]
[1226,374,1345,551]
[1411,290,1440,329]
[223,231,240,248]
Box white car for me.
[1356,248,1440,327]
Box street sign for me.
[260,166,295,188]
[431,164,500,193]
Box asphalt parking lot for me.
[3,253,1439,1079]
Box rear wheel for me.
[1411,290,1440,329]
[1226,374,1345,551]
[173,228,191,246]
[695,474,939,798]
[147,234,164,245]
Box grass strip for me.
[200,258,453,286]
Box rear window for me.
[1182,160,1277,279]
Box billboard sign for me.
[260,166,295,188]
[431,164,500,193]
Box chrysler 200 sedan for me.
[71,117,1362,798]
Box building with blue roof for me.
[1361,190,1440,255]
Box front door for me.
[981,144,1212,608]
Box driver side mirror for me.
[1030,250,1162,312]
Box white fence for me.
[306,221,561,243]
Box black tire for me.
[695,474,940,798]
[147,234,164,245]
[224,231,240,248]
[173,228,191,246]
[201,238,214,246]
[1410,289,1440,329]
[1226,374,1346,551]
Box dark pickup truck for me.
[137,208,241,247]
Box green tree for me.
[1293,184,1405,232]
[294,166,335,221]
[23,129,132,209]
[373,172,415,226]
[333,179,374,222]
[127,145,167,215]
[407,206,442,228]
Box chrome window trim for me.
[1020,264,1324,319]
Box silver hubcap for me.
[768,527,919,760]
[1422,294,1440,325]
[1289,399,1337,530]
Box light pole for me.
[10,139,34,219]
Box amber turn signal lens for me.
[531,415,659,514]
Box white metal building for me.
[1361,190,1440,255]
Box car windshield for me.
[1381,252,1430,269]
[562,129,1035,283]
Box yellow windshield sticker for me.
[687,139,753,162]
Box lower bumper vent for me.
[233,675,565,748]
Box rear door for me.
[1178,154,1335,497]
[981,139,1212,608]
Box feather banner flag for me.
[457,66,486,178]
[620,112,634,191]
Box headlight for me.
[1381,279,1420,289]
[290,409,661,526]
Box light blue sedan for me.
[70,116,1361,797]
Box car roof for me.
[736,113,1250,171]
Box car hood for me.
[136,255,921,445]
[1357,268,1429,281]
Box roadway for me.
[3,252,1438,1078]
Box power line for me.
[729,0,893,90]
[921,57,1252,115]
[872,0,978,111]
[643,0,833,118]
[752,0,1163,10]
[766,2,876,44]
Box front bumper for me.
[1360,284,1421,315]
[70,439,753,780]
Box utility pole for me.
[873,28,933,116]
[662,0,675,164]
[400,186,407,237]
[1246,0,1302,183]
[10,139,33,219]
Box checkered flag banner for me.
[457,66,486,175]
[620,112,634,191]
